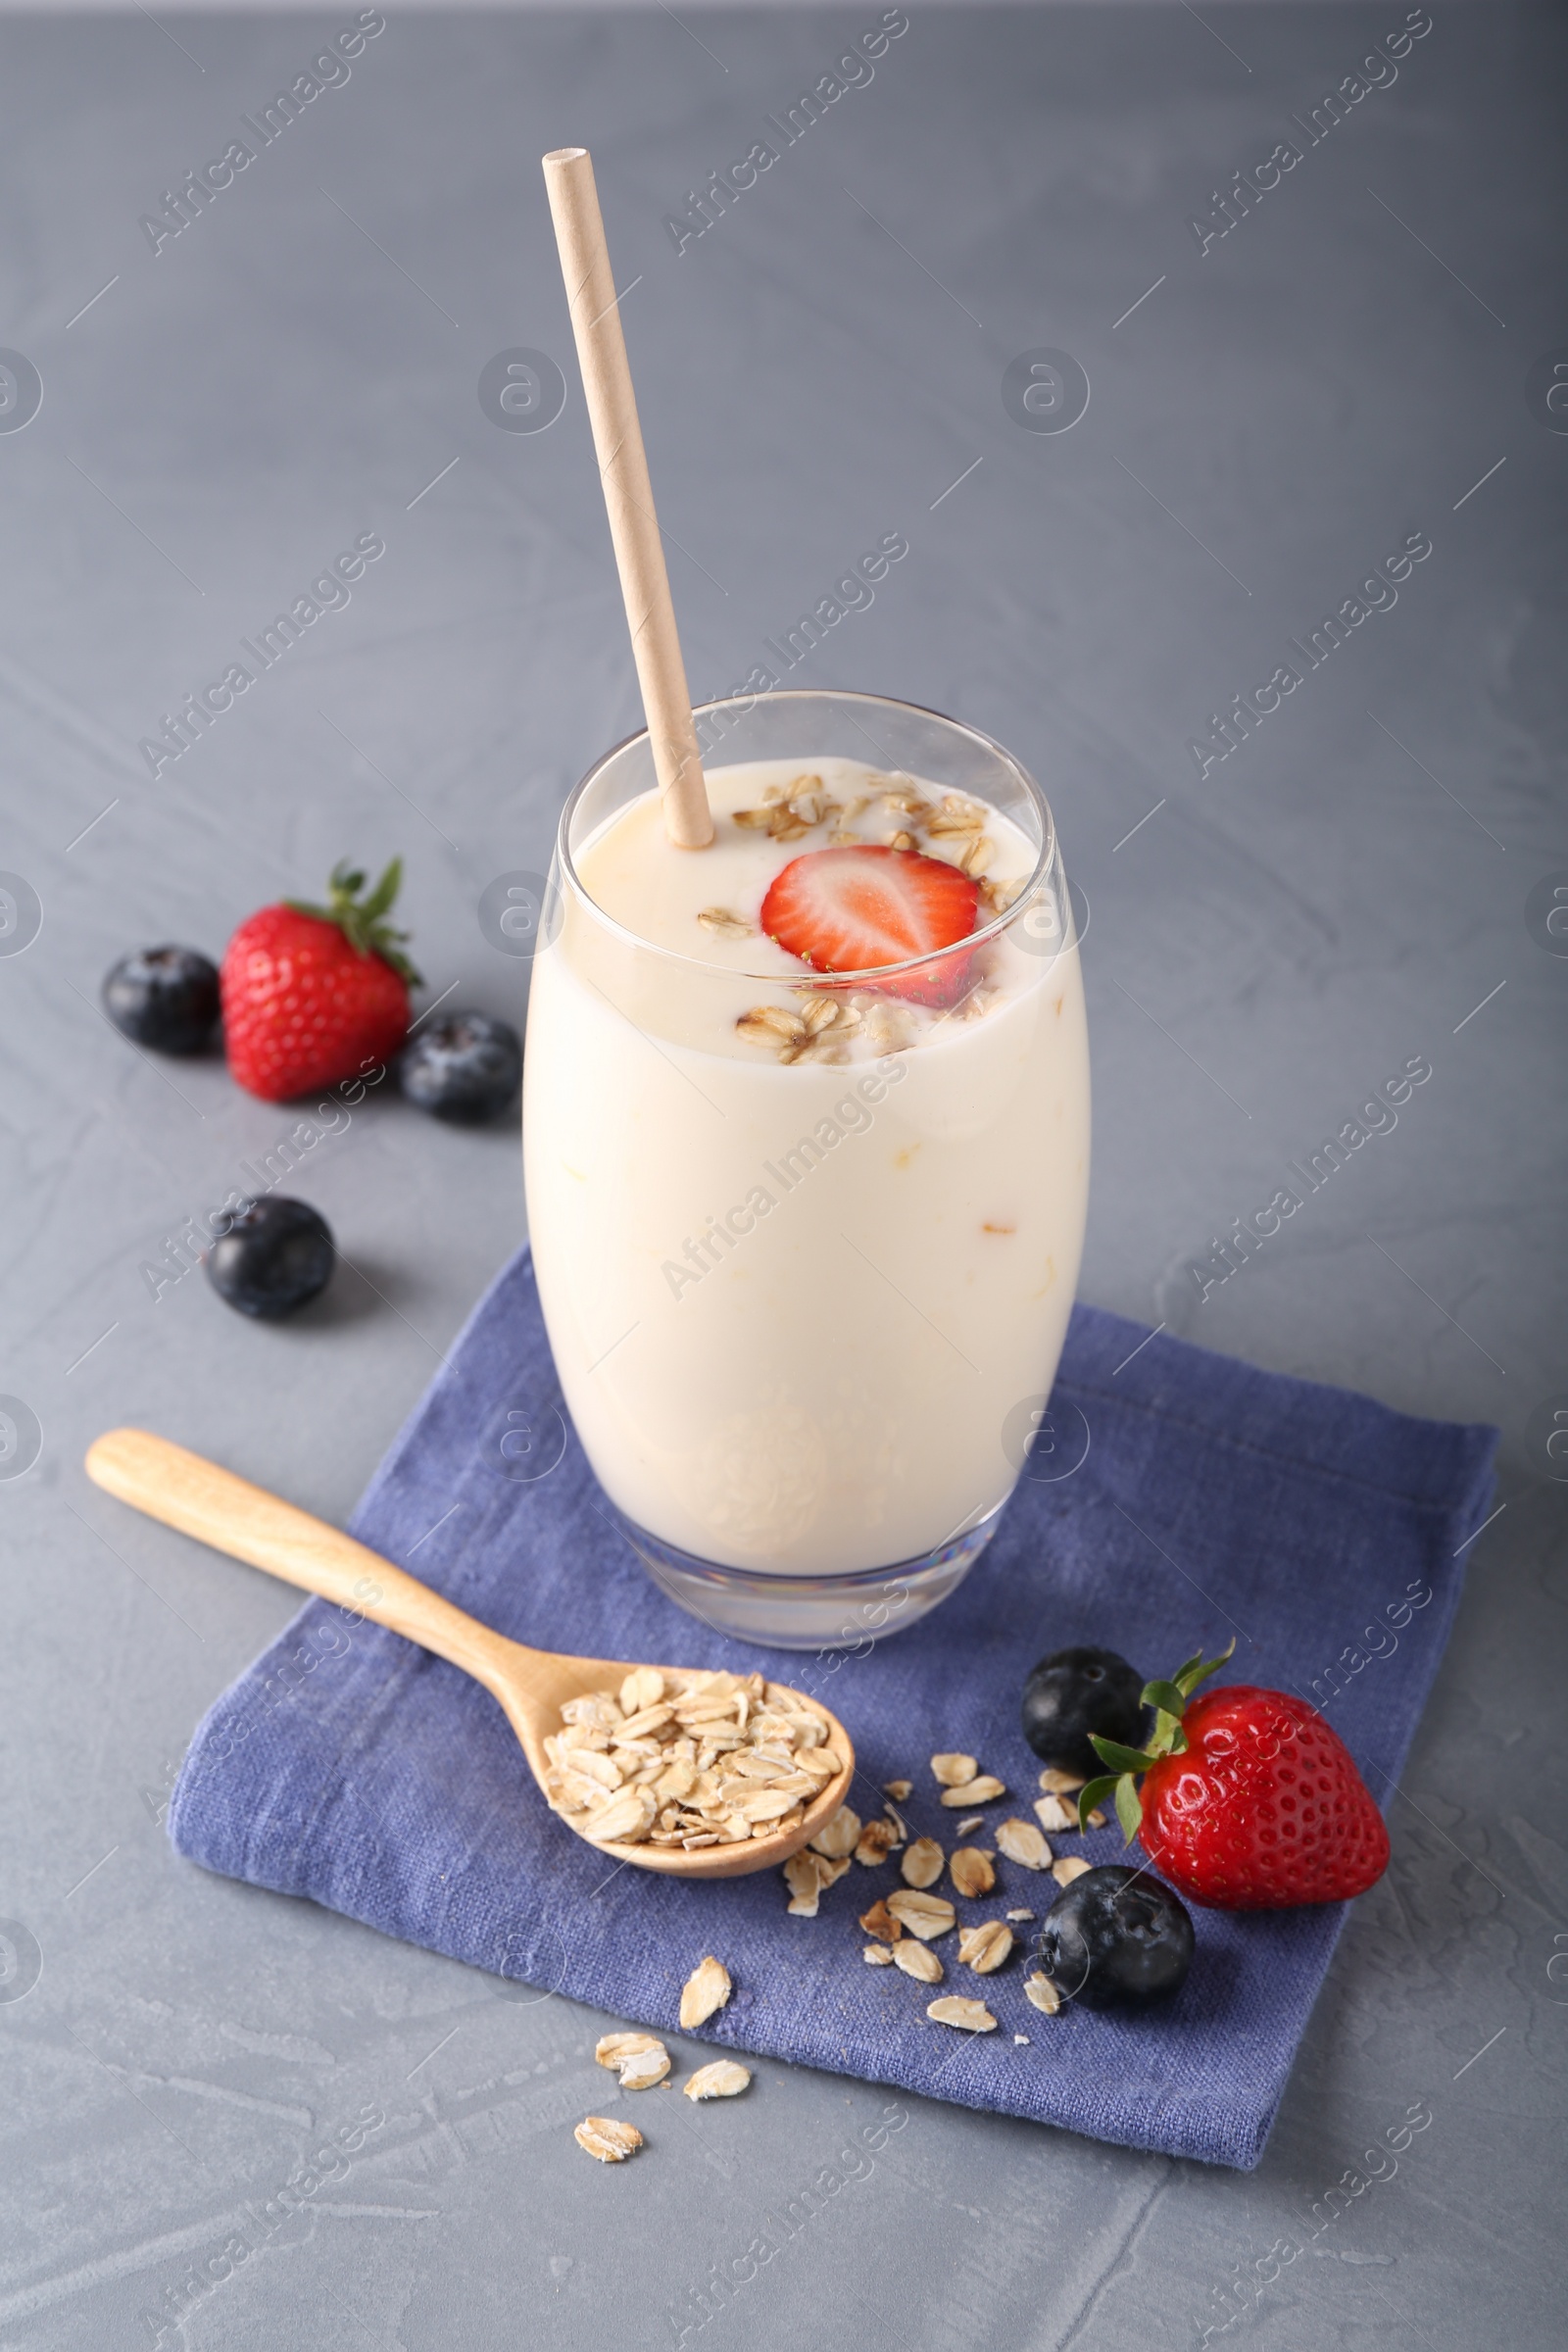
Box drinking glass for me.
[522,689,1090,1647]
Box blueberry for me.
[398,1011,521,1123]
[1038,1864,1194,2009]
[205,1198,334,1320]
[1021,1644,1147,1776]
[101,946,220,1054]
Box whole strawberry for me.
[221,858,420,1102]
[1078,1642,1391,1910]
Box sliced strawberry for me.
[760,846,981,1008]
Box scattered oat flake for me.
[995,1819,1052,1870]
[1039,1767,1087,1795]
[893,1940,944,1984]
[901,1837,945,1890]
[594,2031,661,2069]
[1024,1975,1062,2016]
[594,2032,671,2089]
[956,1921,1013,1975]
[1034,1794,1078,1834]
[926,1996,997,2034]
[940,1775,1005,1808]
[679,1956,732,2030]
[783,1849,845,1907]
[955,1815,984,1838]
[1053,1855,1092,1888]
[883,1779,912,1801]
[950,1847,996,1899]
[885,1888,956,1940]
[859,1896,902,1942]
[930,1752,978,1787]
[574,2115,642,2162]
[862,1942,895,1965]
[685,2060,751,2101]
[1014,2034,1031,2044]
[854,1820,898,1868]
[783,1853,822,1916]
[1086,1808,1107,1829]
[1005,1908,1036,1923]
[808,1805,861,1861]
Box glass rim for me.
[554,687,1059,987]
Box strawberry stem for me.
[285,857,423,988]
[1078,1637,1237,1844]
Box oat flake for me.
[901,1837,945,1889]
[684,2060,751,2101]
[574,2116,643,2162]
[926,1996,997,2033]
[885,1889,956,1941]
[995,1819,1052,1871]
[893,1940,944,1984]
[679,1955,732,2030]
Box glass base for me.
[612,1503,1005,1651]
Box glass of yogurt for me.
[522,689,1090,1648]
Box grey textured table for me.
[1,3,1564,2344]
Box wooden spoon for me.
[84,1428,855,1882]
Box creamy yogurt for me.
[522,756,1091,1577]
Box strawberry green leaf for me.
[1174,1636,1236,1699]
[1169,1649,1206,1687]
[1141,1679,1190,1720]
[1114,1775,1144,1845]
[1089,1736,1158,1775]
[1076,1774,1119,1832]
[360,857,403,925]
[287,856,423,989]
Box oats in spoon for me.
[542,1669,844,1850]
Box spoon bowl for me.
[84,1428,855,1881]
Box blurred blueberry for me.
[399,1011,521,1124]
[206,1198,334,1320]
[102,947,220,1054]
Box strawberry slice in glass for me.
[760,844,981,1007]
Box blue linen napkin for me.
[169,1246,1496,2170]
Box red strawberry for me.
[1078,1642,1391,1910]
[760,845,981,1008]
[220,858,420,1102]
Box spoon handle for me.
[85,1427,519,1696]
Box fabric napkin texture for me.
[170,1247,1496,2170]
